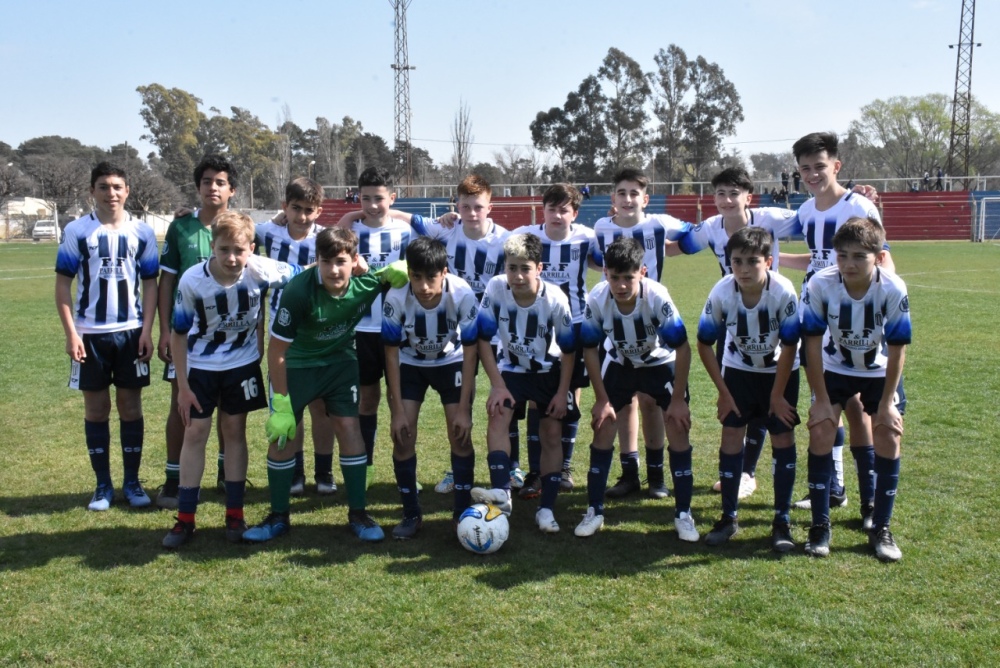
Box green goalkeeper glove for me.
[265,393,297,449]
[376,260,409,288]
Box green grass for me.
[1,240,998,667]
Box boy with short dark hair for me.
[696,226,801,551]
[242,228,408,544]
[56,162,159,511]
[577,237,698,541]
[473,233,578,533]
[156,154,239,509]
[382,236,480,537]
[800,217,911,561]
[256,177,337,496]
[161,212,301,549]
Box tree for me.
[22,155,90,214]
[530,75,608,182]
[749,151,795,181]
[494,146,543,194]
[136,84,203,190]
[0,162,32,215]
[597,48,652,175]
[847,94,951,180]
[651,46,690,182]
[450,100,474,180]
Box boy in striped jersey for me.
[696,227,801,551]
[56,162,159,511]
[473,234,578,533]
[382,237,480,537]
[255,177,337,497]
[162,212,301,549]
[593,168,702,501]
[510,183,603,497]
[577,237,697,541]
[800,218,910,562]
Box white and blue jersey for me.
[690,207,798,276]
[801,266,911,377]
[382,274,480,367]
[790,193,882,281]
[581,278,687,368]
[477,276,576,373]
[425,219,509,299]
[55,213,159,334]
[696,271,801,372]
[593,214,700,282]
[353,217,426,333]
[173,255,300,371]
[511,223,602,322]
[255,221,319,311]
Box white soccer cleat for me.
[434,470,455,494]
[471,487,512,516]
[674,511,700,542]
[574,507,605,537]
[535,508,560,534]
[737,472,757,500]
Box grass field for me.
[1,240,998,667]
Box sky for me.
[2,0,997,179]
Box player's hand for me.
[873,402,903,436]
[390,412,412,448]
[65,333,86,362]
[271,211,288,227]
[353,255,369,275]
[157,335,172,364]
[436,212,459,229]
[451,403,473,444]
[806,399,838,431]
[486,386,515,417]
[265,393,298,448]
[137,331,154,362]
[590,398,616,433]
[177,387,202,429]
[716,392,740,424]
[665,400,692,432]
[173,206,194,220]
[376,260,409,288]
[769,393,798,428]
[853,184,879,204]
[546,392,569,420]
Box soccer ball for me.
[456,503,509,554]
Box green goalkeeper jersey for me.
[269,267,383,368]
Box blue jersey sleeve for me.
[552,301,577,354]
[457,291,480,346]
[477,289,500,341]
[409,213,429,237]
[696,295,723,346]
[777,297,801,347]
[676,222,709,255]
[381,290,405,347]
[800,281,828,337]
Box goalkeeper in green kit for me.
[244,227,409,543]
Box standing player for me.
[473,234,578,533]
[161,212,300,548]
[800,217,911,561]
[382,237,480,537]
[510,183,603,497]
[256,177,337,496]
[576,237,698,541]
[696,227,801,551]
[56,162,159,510]
[156,154,239,509]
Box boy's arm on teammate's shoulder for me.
[336,210,366,228]
[779,252,811,271]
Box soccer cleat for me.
[122,480,151,508]
[792,490,848,510]
[156,478,180,510]
[509,466,526,490]
[348,510,385,542]
[792,494,811,510]
[804,523,832,558]
[316,473,338,495]
[559,465,574,491]
[162,517,195,549]
[471,487,512,516]
[704,517,739,546]
[647,478,670,500]
[869,526,902,562]
[243,512,291,543]
[605,474,641,499]
[289,474,306,497]
[392,514,423,540]
[737,472,757,500]
[861,503,875,532]
[771,521,795,553]
[87,483,114,511]
[518,473,541,499]
[434,470,455,494]
[574,507,605,537]
[674,512,700,542]
[535,508,560,534]
[225,516,248,544]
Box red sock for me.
[225,508,244,521]
[178,511,195,524]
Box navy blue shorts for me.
[602,359,689,413]
[824,371,887,416]
[356,331,385,386]
[501,365,581,423]
[721,366,800,434]
[399,360,464,405]
[187,361,268,419]
[69,329,150,391]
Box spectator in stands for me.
[581,183,592,200]
[345,189,352,203]
[935,167,944,191]
[776,187,788,203]
[845,178,855,190]
[781,171,789,191]
[909,181,920,193]
[792,170,801,193]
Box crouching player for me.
[696,227,801,551]
[242,228,408,544]
[577,237,698,541]
[382,237,480,538]
[162,212,301,549]
[473,234,578,533]
[800,217,911,561]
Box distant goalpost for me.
[974,197,1000,242]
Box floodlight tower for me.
[390,0,415,193]
[946,0,979,189]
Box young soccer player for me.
[161,212,301,549]
[592,167,702,500]
[784,132,896,521]
[577,237,698,541]
[56,162,159,510]
[473,233,578,533]
[242,228,408,544]
[382,237,480,537]
[255,177,337,497]
[156,154,239,509]
[696,227,801,550]
[510,183,603,498]
[799,217,910,561]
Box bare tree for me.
[451,99,474,179]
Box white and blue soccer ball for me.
[457,503,509,554]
